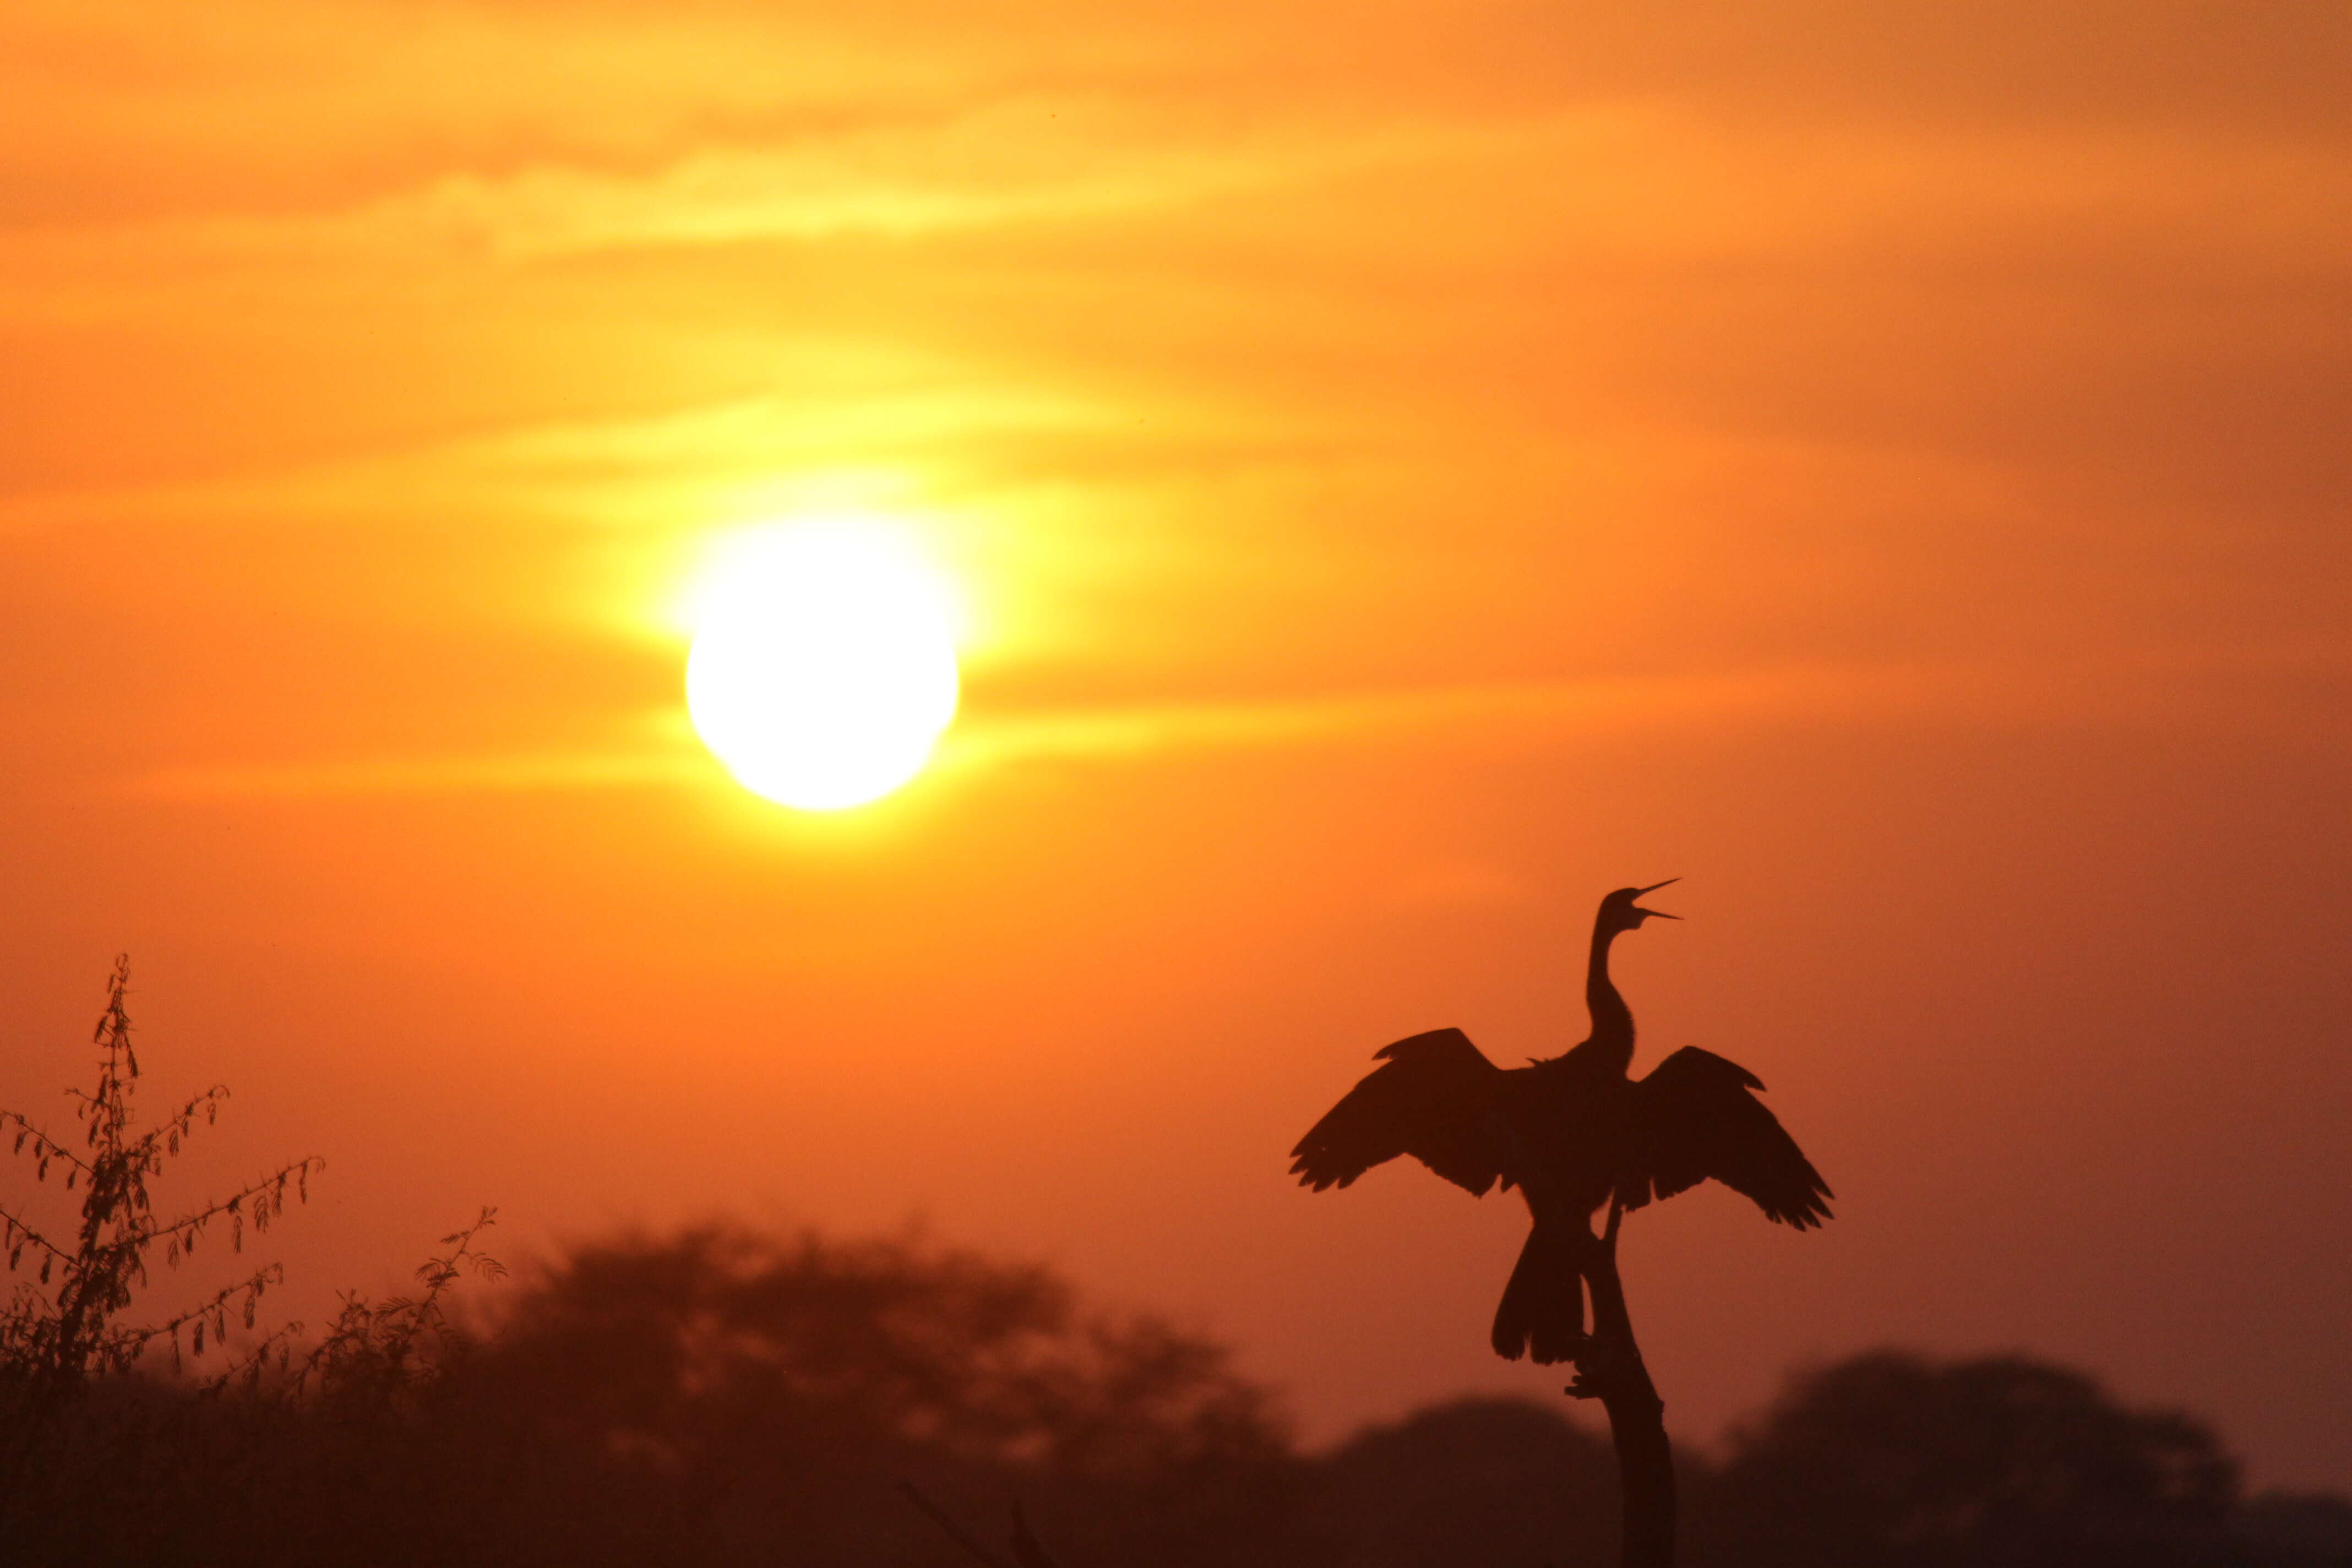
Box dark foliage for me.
[2237,1493,2352,1568]
[1686,1349,2253,1568]
[1316,1396,1620,1566]
[409,1223,1320,1568]
[1300,1365,2352,1568]
[2,1223,1327,1568]
[8,1237,2352,1567]
[0,964,1324,1567]
[1,959,319,1415]
[7,967,2352,1566]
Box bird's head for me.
[1596,879,1680,937]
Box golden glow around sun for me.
[684,518,961,810]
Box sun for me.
[683,518,961,810]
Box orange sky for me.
[4,0,2350,1489]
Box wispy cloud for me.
[127,747,712,802]
[128,632,2352,803]
[116,661,2008,802]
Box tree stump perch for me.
[1566,1203,1675,1568]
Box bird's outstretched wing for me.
[1621,1047,1832,1227]
[1289,1028,1507,1197]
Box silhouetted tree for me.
[0,957,320,1537]
[1687,1350,2246,1568]
[4,1222,1319,1568]
[409,1223,1320,1568]
[1316,1397,1621,1566]
[2236,1494,2352,1568]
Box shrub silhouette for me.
[2236,1493,2352,1568]
[1316,1396,1620,1565]
[0,959,323,1557]
[1687,1349,2247,1567]
[6,1231,2351,1566]
[403,1223,1317,1568]
[0,959,319,1419]
[6,965,2350,1566]
[0,1223,1322,1568]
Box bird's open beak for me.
[1631,877,1681,921]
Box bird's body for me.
[1290,883,1831,1363]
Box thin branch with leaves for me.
[297,1206,505,1406]
[0,957,322,1425]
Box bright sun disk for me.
[684,519,961,810]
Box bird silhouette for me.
[1289,882,1831,1363]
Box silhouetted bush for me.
[1,959,319,1431]
[401,1222,1323,1568]
[9,968,2352,1565]
[1686,1349,2248,1567]
[1315,1396,1620,1566]
[8,1234,2352,1567]
[2,1223,1328,1568]
[2237,1493,2352,1568]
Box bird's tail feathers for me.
[1490,1222,1589,1364]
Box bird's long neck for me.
[1585,923,1635,1073]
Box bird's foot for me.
[1563,1329,1632,1399]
